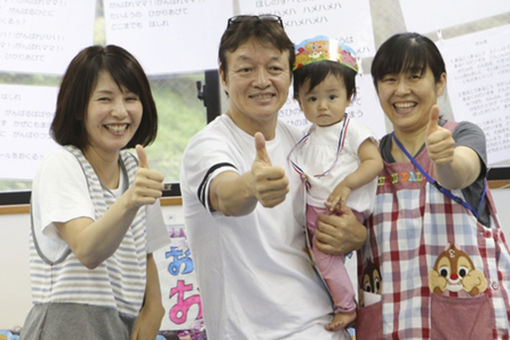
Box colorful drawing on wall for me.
[154,223,205,338]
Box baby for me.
[288,36,383,331]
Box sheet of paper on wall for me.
[0,84,59,180]
[346,75,387,139]
[400,0,510,34]
[277,92,311,133]
[437,24,510,166]
[239,0,375,58]
[0,2,95,75]
[103,0,233,75]
[279,74,388,140]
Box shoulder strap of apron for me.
[391,132,487,218]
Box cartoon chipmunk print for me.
[429,244,488,296]
[359,261,381,307]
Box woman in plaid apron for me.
[354,33,510,339]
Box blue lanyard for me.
[391,132,486,218]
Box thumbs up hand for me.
[426,105,455,165]
[136,144,150,169]
[254,131,272,165]
[250,132,289,207]
[128,145,164,208]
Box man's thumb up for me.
[254,132,271,165]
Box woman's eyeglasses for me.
[227,14,283,28]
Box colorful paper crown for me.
[293,35,358,72]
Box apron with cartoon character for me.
[356,124,510,339]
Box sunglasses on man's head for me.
[227,14,283,28]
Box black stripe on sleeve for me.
[197,162,237,208]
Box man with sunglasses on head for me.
[180,15,365,339]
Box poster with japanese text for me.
[400,0,510,34]
[0,84,59,180]
[438,24,510,166]
[104,0,233,75]
[239,0,375,58]
[0,0,95,75]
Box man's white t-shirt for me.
[181,114,350,340]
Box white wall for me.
[1,189,510,331]
[492,189,510,229]
[0,213,32,331]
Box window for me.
[0,0,212,203]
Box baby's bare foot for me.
[325,311,357,332]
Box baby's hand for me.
[326,184,352,213]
